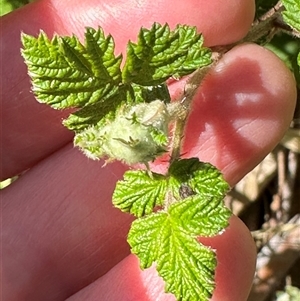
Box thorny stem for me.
[240,2,284,44]
[169,117,186,165]
[169,61,219,164]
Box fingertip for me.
[200,215,256,301]
[184,43,297,185]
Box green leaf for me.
[122,23,212,85]
[113,170,167,217]
[128,212,217,301]
[126,158,231,300]
[189,163,230,198]
[282,0,300,32]
[113,158,230,217]
[128,192,231,301]
[169,158,230,199]
[21,28,122,109]
[1,0,32,16]
[169,194,231,237]
[21,24,211,136]
[63,86,126,131]
[169,157,205,182]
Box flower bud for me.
[74,100,170,164]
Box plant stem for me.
[168,62,218,164]
[169,115,186,164]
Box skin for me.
[0,0,297,301]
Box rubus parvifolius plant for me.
[21,2,300,300]
[21,23,230,301]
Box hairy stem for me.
[169,117,186,164]
[168,62,218,164]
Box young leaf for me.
[113,170,167,217]
[282,0,300,32]
[128,192,231,301]
[126,158,231,300]
[113,158,230,216]
[63,86,126,131]
[122,23,212,85]
[21,28,122,109]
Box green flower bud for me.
[74,100,170,164]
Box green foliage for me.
[276,285,300,301]
[25,20,295,301]
[21,24,212,164]
[21,28,122,109]
[118,158,231,301]
[21,23,211,113]
[113,158,230,217]
[282,0,300,32]
[129,211,217,301]
[113,170,167,217]
[122,23,212,85]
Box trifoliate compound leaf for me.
[21,25,214,166]
[282,0,300,32]
[122,23,212,85]
[128,196,223,301]
[21,28,122,109]
[113,170,167,217]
